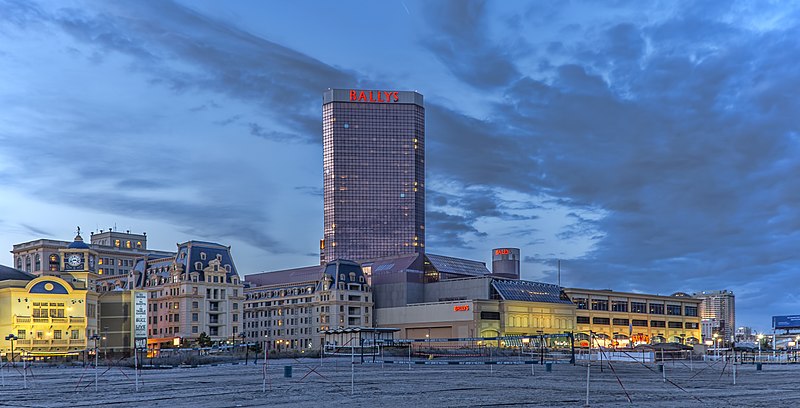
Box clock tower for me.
[58,227,99,292]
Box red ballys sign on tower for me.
[350,90,400,103]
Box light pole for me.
[262,335,269,393]
[757,334,764,362]
[712,333,719,360]
[537,330,544,365]
[90,334,100,392]
[239,333,248,365]
[5,334,17,368]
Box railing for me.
[14,315,86,324]
[69,339,85,345]
[51,339,68,345]
[33,339,50,345]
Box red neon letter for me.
[350,90,357,101]
[392,91,399,102]
[358,91,367,101]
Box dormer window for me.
[216,254,222,262]
[200,252,207,261]
[195,262,202,271]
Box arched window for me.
[34,254,41,270]
[195,262,203,271]
[25,255,31,272]
[16,257,22,269]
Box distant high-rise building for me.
[694,289,735,345]
[321,89,425,263]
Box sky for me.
[1,0,799,331]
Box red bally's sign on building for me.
[350,90,399,103]
[453,305,470,312]
[495,249,510,255]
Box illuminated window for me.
[136,241,142,248]
[125,241,131,248]
[114,240,120,247]
[98,269,103,274]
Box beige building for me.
[693,289,735,345]
[243,260,373,351]
[376,277,576,340]
[563,288,701,347]
[11,229,173,281]
[136,241,244,349]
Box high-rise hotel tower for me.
[321,89,425,263]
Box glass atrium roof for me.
[492,280,574,304]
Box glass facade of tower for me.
[322,89,425,263]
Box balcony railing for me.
[14,315,86,324]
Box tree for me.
[198,332,213,348]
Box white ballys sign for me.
[134,291,148,340]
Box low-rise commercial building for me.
[563,288,701,347]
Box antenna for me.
[557,259,561,287]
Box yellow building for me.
[1,232,99,359]
[563,288,701,347]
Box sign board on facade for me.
[134,291,148,348]
[453,305,469,312]
[773,315,800,329]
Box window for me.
[54,330,62,339]
[71,330,79,339]
[17,329,26,339]
[590,299,608,311]
[200,252,207,261]
[666,305,682,315]
[592,317,610,325]
[685,322,699,329]
[684,306,698,317]
[576,316,590,324]
[35,254,41,270]
[125,240,131,248]
[480,311,500,320]
[632,319,648,327]
[612,318,629,326]
[233,303,238,310]
[192,313,198,322]
[668,321,683,328]
[650,320,666,328]
[192,326,199,333]
[114,239,120,247]
[611,301,628,312]
[649,304,665,315]
[192,301,199,309]
[574,298,588,310]
[631,302,646,313]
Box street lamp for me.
[239,333,248,365]
[537,330,545,365]
[5,334,17,368]
[90,334,101,392]
[757,334,764,361]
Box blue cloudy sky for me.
[2,0,799,330]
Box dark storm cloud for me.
[426,210,487,249]
[420,0,520,88]
[0,0,359,255]
[30,0,358,143]
[422,2,800,324]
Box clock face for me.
[67,254,82,267]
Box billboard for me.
[772,315,800,330]
[133,291,148,348]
